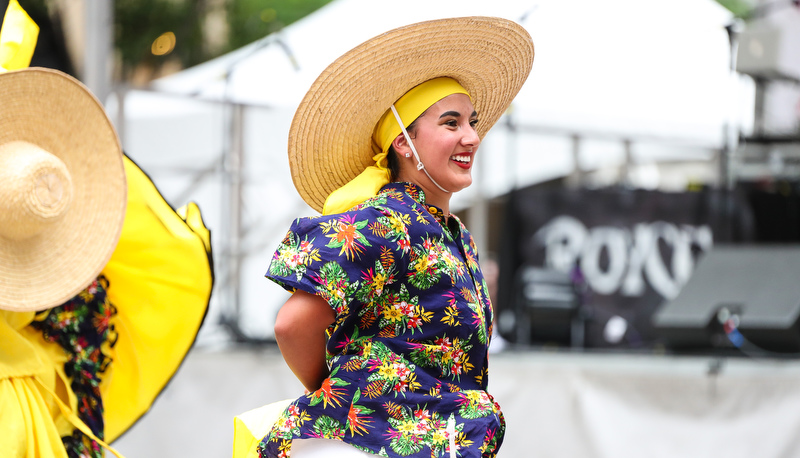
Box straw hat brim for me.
[288,16,534,213]
[0,68,126,312]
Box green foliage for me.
[114,0,207,78]
[14,0,48,14]
[224,0,332,52]
[113,0,332,80]
[713,0,755,19]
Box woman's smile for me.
[450,152,473,169]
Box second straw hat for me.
[288,16,534,213]
[0,68,126,312]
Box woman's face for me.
[394,93,480,202]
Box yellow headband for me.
[372,77,470,156]
[0,0,39,73]
[322,77,470,215]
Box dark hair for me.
[387,145,401,181]
[386,119,418,182]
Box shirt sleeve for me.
[264,208,407,317]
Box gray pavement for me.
[113,345,800,458]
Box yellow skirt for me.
[0,156,214,457]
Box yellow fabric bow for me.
[0,0,39,73]
[322,151,390,215]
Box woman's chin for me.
[447,175,473,193]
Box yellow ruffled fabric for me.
[0,155,213,457]
[101,156,213,441]
[0,310,70,458]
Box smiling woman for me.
[234,16,533,458]
[391,92,481,210]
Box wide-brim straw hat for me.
[0,68,126,312]
[289,16,534,213]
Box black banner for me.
[497,186,753,349]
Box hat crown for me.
[0,141,73,240]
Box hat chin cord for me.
[390,105,451,194]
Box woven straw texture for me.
[288,16,534,213]
[0,68,126,312]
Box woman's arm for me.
[273,289,336,392]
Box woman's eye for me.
[444,120,458,127]
[470,119,479,128]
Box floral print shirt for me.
[259,182,505,458]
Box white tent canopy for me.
[112,0,749,342]
[151,0,738,145]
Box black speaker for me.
[652,244,800,353]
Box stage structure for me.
[113,0,746,345]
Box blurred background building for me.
[4,0,800,456]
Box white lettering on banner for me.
[582,227,628,295]
[533,216,713,300]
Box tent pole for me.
[83,0,113,104]
[223,103,245,329]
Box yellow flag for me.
[0,0,39,72]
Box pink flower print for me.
[399,301,414,317]
[407,316,422,329]
[434,337,451,352]
[395,364,411,380]
[393,380,408,393]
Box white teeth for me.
[452,155,471,163]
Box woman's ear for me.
[392,134,411,159]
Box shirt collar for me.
[381,182,449,222]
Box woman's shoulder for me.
[283,204,405,253]
[288,206,381,231]
[285,185,447,243]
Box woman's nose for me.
[463,125,480,147]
